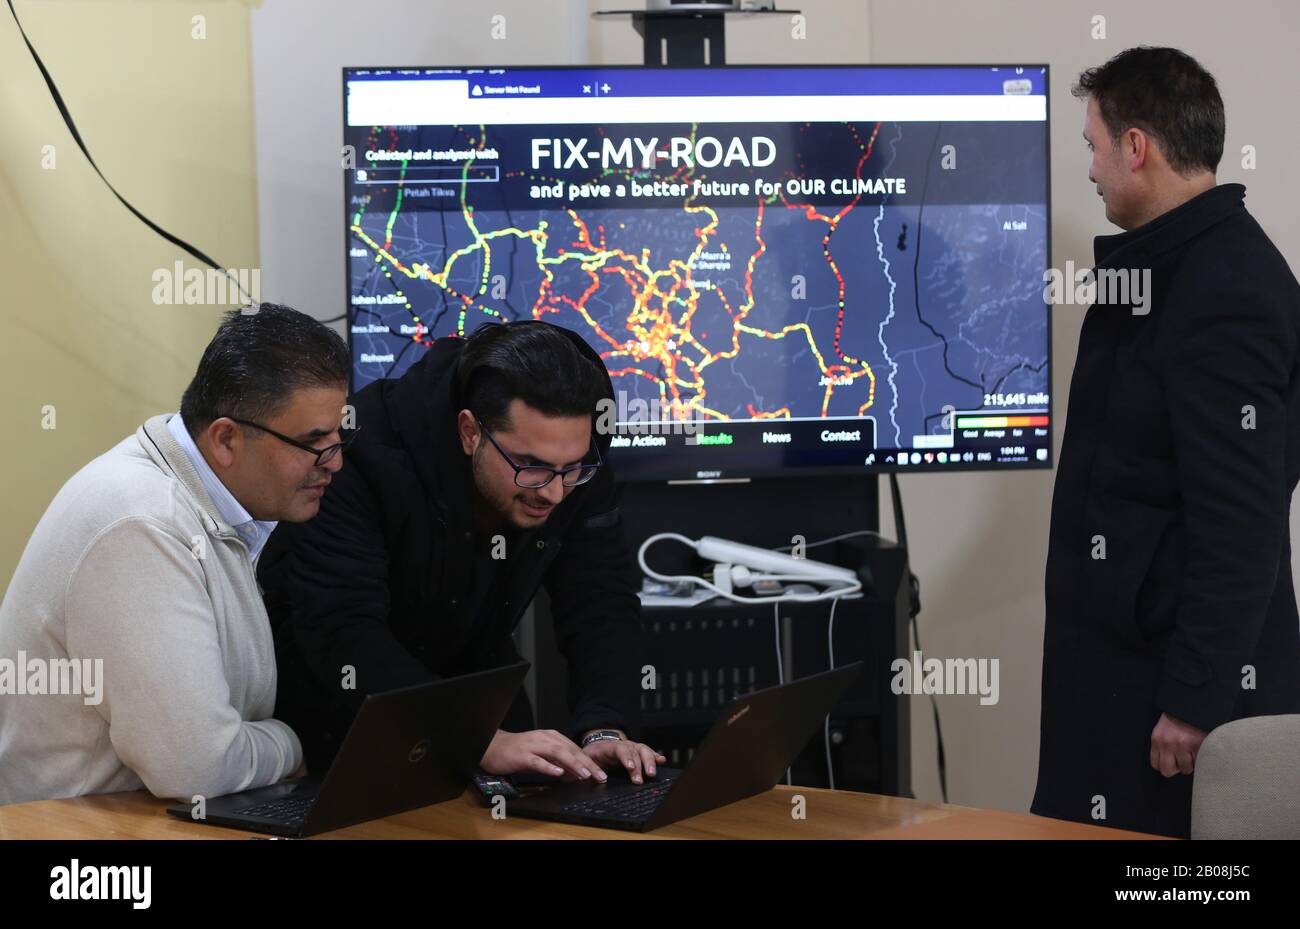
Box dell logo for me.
[409,738,431,763]
[727,705,750,726]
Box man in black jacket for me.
[259,320,664,785]
[1032,47,1300,837]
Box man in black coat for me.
[258,320,664,785]
[1032,47,1300,837]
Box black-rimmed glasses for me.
[225,416,358,467]
[476,418,601,488]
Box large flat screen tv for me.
[343,65,1050,482]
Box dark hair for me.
[1072,46,1224,176]
[180,302,350,436]
[456,321,608,432]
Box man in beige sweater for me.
[0,303,351,805]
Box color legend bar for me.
[956,415,1049,429]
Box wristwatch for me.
[581,729,623,748]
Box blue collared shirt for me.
[167,413,278,561]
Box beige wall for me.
[0,0,259,591]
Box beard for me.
[468,445,549,532]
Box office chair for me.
[1190,714,1300,839]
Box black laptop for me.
[485,662,862,832]
[167,662,529,837]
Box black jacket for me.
[258,326,642,769]
[1032,184,1300,837]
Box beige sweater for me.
[0,414,301,805]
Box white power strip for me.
[638,532,862,605]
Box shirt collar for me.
[166,413,278,560]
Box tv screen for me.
[343,65,1050,482]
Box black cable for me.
[888,472,948,804]
[6,0,253,305]
[888,471,908,549]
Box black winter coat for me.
[1032,184,1300,837]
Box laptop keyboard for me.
[233,793,318,825]
[561,775,676,821]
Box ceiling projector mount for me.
[596,1,798,66]
[646,1,762,10]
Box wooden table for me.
[0,786,1166,839]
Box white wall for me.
[249,0,1300,813]
[868,0,1300,811]
[250,0,874,320]
[249,0,592,321]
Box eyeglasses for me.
[225,416,359,467]
[476,418,602,489]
